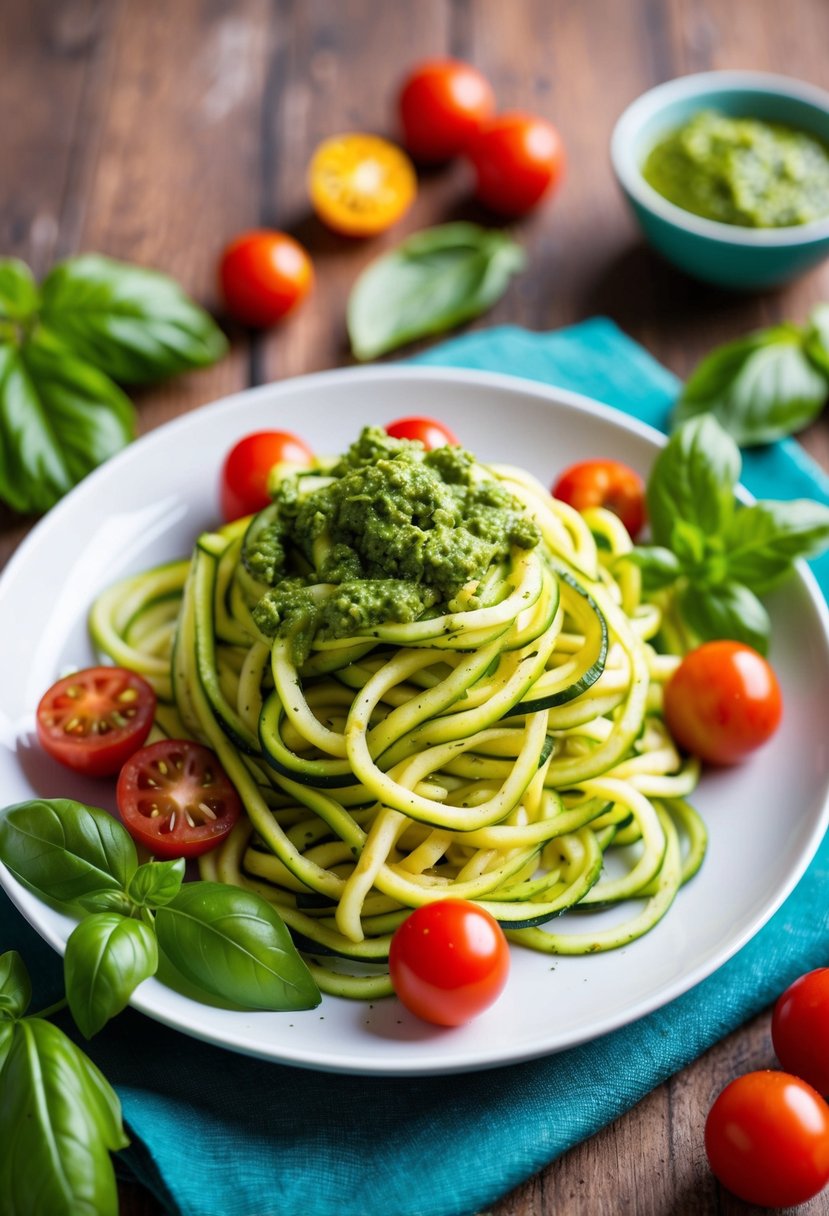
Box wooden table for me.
[3,2,829,1213]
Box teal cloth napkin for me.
[3,319,829,1216]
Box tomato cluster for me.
[398,60,564,217]
[218,58,564,329]
[705,970,829,1207]
[36,669,242,859]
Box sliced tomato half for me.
[36,666,156,778]
[116,739,242,858]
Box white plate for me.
[2,365,829,1076]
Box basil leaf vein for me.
[40,254,228,384]
[724,499,829,592]
[126,858,185,909]
[347,223,525,360]
[675,328,828,445]
[155,881,320,1011]
[0,951,32,1021]
[0,330,134,514]
[65,913,158,1039]
[647,415,741,546]
[0,1019,127,1216]
[678,581,771,655]
[0,799,137,909]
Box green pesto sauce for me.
[249,426,540,658]
[642,109,829,228]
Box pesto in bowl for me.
[642,109,829,229]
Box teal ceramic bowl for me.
[610,71,829,289]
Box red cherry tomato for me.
[388,899,510,1026]
[116,739,242,859]
[36,667,156,778]
[220,430,314,521]
[663,640,783,767]
[704,1071,829,1208]
[552,458,646,538]
[773,969,829,1097]
[219,230,313,328]
[466,112,565,216]
[385,416,459,449]
[398,59,495,163]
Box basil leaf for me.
[670,518,708,570]
[347,223,525,360]
[0,258,39,321]
[40,254,228,384]
[621,545,682,591]
[0,951,31,1021]
[647,415,741,547]
[155,881,321,1011]
[0,1022,13,1074]
[805,303,829,378]
[65,913,158,1039]
[0,1019,127,1216]
[77,890,134,915]
[0,799,137,909]
[675,329,828,445]
[0,328,134,514]
[723,499,829,593]
[126,858,185,909]
[678,581,771,655]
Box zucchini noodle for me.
[89,433,706,1000]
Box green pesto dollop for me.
[248,426,540,657]
[642,109,829,228]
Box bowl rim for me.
[610,69,829,247]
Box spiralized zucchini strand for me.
[90,440,707,995]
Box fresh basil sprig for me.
[0,253,227,514]
[347,222,525,360]
[628,415,829,654]
[673,309,829,445]
[0,799,320,1025]
[0,799,321,1211]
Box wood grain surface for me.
[2,2,829,1213]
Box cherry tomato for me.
[773,970,829,1096]
[308,134,416,237]
[219,230,313,328]
[220,430,314,521]
[385,416,459,449]
[388,899,510,1026]
[552,458,646,538]
[663,640,783,767]
[466,112,565,216]
[398,59,495,163]
[704,1071,829,1207]
[36,667,156,778]
[116,739,242,859]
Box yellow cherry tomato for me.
[308,133,416,237]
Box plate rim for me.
[2,362,829,1076]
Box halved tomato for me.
[36,666,156,778]
[116,739,242,858]
[308,133,416,236]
